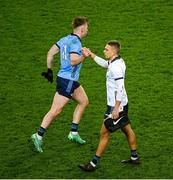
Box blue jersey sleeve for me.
[69,40,81,55]
[55,39,61,49]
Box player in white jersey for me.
[31,17,90,153]
[79,40,140,172]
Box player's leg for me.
[95,124,110,157]
[121,124,140,164]
[41,92,70,128]
[72,85,89,124]
[78,124,110,172]
[122,124,136,149]
[31,92,70,152]
[68,85,89,144]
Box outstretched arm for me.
[82,48,108,68]
[93,56,108,68]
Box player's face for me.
[103,45,115,59]
[81,23,88,38]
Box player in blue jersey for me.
[31,16,90,153]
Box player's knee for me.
[100,132,109,140]
[100,128,109,138]
[128,128,135,138]
[81,97,89,107]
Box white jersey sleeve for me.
[116,79,124,101]
[112,61,126,102]
[94,56,108,68]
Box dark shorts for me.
[104,104,130,133]
[56,76,80,99]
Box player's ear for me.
[112,46,117,53]
[81,24,86,32]
[81,26,84,33]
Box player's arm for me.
[47,44,60,69]
[41,44,59,83]
[112,100,121,119]
[83,48,108,68]
[70,53,87,66]
[111,79,124,119]
[93,55,108,68]
[111,80,124,120]
[111,65,124,119]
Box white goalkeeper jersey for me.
[94,56,128,108]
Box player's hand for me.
[41,68,53,83]
[82,47,91,57]
[111,108,119,119]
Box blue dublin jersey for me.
[55,33,83,81]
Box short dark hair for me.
[107,40,121,53]
[72,16,88,29]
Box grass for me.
[0,0,173,178]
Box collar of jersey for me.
[71,33,81,42]
[110,55,121,64]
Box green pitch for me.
[0,0,173,178]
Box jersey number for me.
[62,45,67,60]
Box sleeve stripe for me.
[114,77,124,81]
[55,43,60,49]
[70,52,81,55]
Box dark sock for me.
[71,123,78,132]
[131,149,138,159]
[91,155,101,165]
[37,126,46,137]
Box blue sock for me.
[37,126,46,137]
[91,155,101,165]
[131,149,138,158]
[71,123,78,132]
